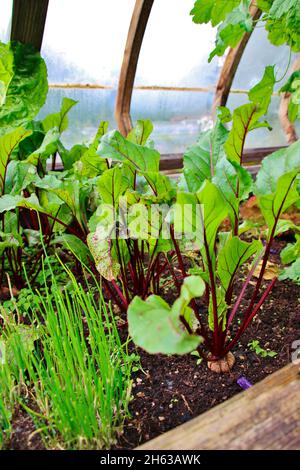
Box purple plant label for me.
[237,376,253,390]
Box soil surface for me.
[116,238,300,449]
[7,238,300,450]
[116,280,299,449]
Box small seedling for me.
[248,340,277,358]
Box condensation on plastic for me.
[227,93,300,147]
[0,0,12,43]
[41,0,135,85]
[37,0,297,152]
[133,0,219,88]
[231,27,298,92]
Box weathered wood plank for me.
[11,0,49,51]
[213,2,261,113]
[137,363,300,450]
[279,56,300,145]
[52,146,285,174]
[115,0,154,136]
[159,146,286,171]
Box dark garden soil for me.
[116,280,299,449]
[7,238,300,450]
[116,238,300,449]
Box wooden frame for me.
[8,0,295,171]
[138,363,300,450]
[159,146,286,172]
[115,0,154,136]
[10,0,49,51]
[213,1,261,112]
[279,56,300,145]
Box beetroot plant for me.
[128,68,300,372]
[87,121,176,311]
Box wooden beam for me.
[213,2,262,113]
[159,146,286,171]
[279,56,300,145]
[10,0,49,51]
[51,146,284,174]
[115,0,154,136]
[137,363,300,450]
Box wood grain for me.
[213,2,262,113]
[279,56,300,145]
[159,146,286,171]
[137,363,300,450]
[11,0,49,51]
[115,0,154,136]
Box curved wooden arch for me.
[213,2,261,114]
[279,56,300,145]
[115,0,154,136]
[10,0,49,51]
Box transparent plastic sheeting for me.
[0,0,12,43]
[134,0,219,88]
[227,94,300,148]
[37,89,297,154]
[38,87,118,149]
[0,0,293,153]
[41,0,136,85]
[232,27,298,92]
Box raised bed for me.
[137,363,300,450]
[113,263,300,450]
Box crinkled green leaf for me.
[248,65,276,112]
[1,324,39,368]
[274,219,300,237]
[42,97,77,134]
[87,232,120,281]
[196,180,228,266]
[0,193,43,214]
[34,175,80,222]
[0,42,48,132]
[98,130,160,172]
[265,0,300,51]
[279,258,300,284]
[97,165,134,207]
[190,0,240,26]
[140,171,174,199]
[280,234,300,264]
[172,275,205,323]
[0,127,32,194]
[280,70,300,94]
[92,120,109,147]
[5,160,37,195]
[72,121,109,175]
[53,234,91,265]
[0,232,22,256]
[212,157,253,227]
[128,277,203,355]
[256,171,299,231]
[60,143,88,171]
[255,140,300,194]
[25,128,59,166]
[127,120,153,145]
[217,236,262,292]
[269,0,298,19]
[183,121,228,192]
[217,106,232,123]
[209,1,253,61]
[0,42,13,106]
[225,103,270,164]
